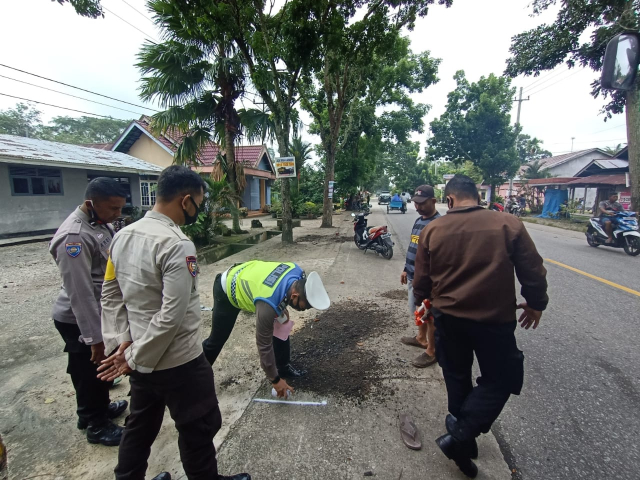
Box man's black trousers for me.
[202,274,290,368]
[434,314,524,441]
[54,320,110,427]
[115,354,221,480]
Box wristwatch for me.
[271,376,281,384]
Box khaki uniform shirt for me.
[101,211,202,373]
[49,207,114,345]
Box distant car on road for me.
[378,192,391,205]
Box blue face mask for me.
[183,196,200,225]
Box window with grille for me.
[140,181,158,207]
[86,175,133,205]
[9,166,63,196]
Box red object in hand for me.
[414,299,433,325]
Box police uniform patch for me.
[65,242,82,258]
[186,256,198,277]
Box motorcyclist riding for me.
[599,193,625,243]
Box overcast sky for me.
[0,0,630,160]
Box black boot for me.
[435,434,478,478]
[78,400,128,430]
[86,421,123,446]
[218,474,251,480]
[278,364,307,378]
[445,414,478,459]
[151,473,171,480]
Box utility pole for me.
[571,137,575,152]
[513,87,530,127]
[510,87,530,197]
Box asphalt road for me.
[376,200,640,480]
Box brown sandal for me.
[400,336,427,349]
[399,413,422,450]
[411,352,437,368]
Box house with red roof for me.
[102,116,275,212]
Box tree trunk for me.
[321,147,335,228]
[626,84,640,213]
[225,127,242,233]
[277,136,294,243]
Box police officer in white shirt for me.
[49,177,128,446]
[99,166,250,480]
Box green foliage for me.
[516,134,552,165]
[504,0,639,118]
[181,176,235,246]
[297,164,325,205]
[428,71,521,193]
[435,160,484,184]
[0,103,43,137]
[54,0,103,18]
[523,159,553,180]
[0,102,130,145]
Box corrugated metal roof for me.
[526,177,578,186]
[535,148,611,170]
[593,159,628,169]
[567,174,627,186]
[0,134,163,175]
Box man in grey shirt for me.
[49,177,128,446]
[99,166,249,480]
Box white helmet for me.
[304,271,330,310]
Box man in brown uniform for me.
[413,175,548,478]
[49,177,128,446]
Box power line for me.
[522,66,568,91]
[0,74,147,116]
[0,93,125,119]
[589,122,627,135]
[103,6,158,44]
[527,68,585,96]
[119,0,156,26]
[0,64,160,112]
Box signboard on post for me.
[443,174,455,181]
[274,157,296,179]
[328,181,335,199]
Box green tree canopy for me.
[0,103,43,137]
[516,133,552,164]
[54,0,103,18]
[41,116,131,144]
[428,71,521,198]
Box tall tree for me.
[0,103,43,137]
[138,1,270,234]
[54,0,103,18]
[41,116,131,144]
[523,159,553,179]
[505,0,640,210]
[516,133,552,164]
[300,1,446,227]
[429,71,521,200]
[290,136,313,193]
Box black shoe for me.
[218,474,251,480]
[77,400,128,430]
[278,364,307,378]
[445,414,477,459]
[151,473,171,480]
[86,421,123,446]
[436,434,478,478]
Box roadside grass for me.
[521,216,588,233]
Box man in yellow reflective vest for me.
[202,261,331,397]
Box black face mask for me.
[183,196,201,225]
[87,200,105,226]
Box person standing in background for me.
[49,178,128,446]
[399,185,440,368]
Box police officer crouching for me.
[49,178,128,446]
[203,261,330,397]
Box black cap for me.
[411,185,435,203]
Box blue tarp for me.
[537,189,568,218]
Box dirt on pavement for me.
[290,300,394,401]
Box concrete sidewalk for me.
[0,213,512,480]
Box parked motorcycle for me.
[586,212,640,256]
[508,204,524,217]
[351,212,394,259]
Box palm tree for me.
[290,136,313,192]
[137,2,273,234]
[523,159,553,179]
[602,143,624,156]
